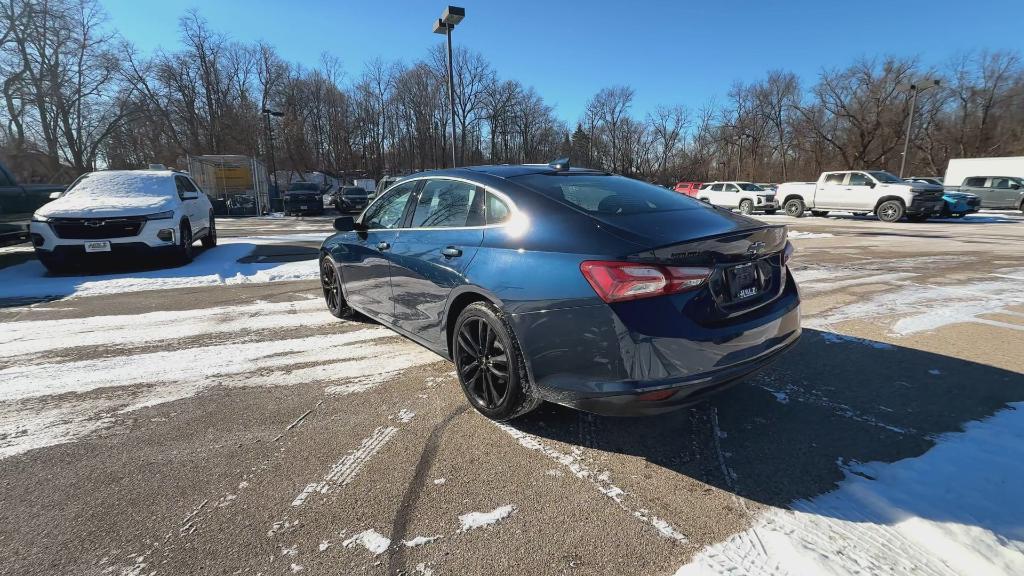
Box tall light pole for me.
[433,6,464,168]
[262,108,283,202]
[898,79,940,178]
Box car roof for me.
[461,164,607,178]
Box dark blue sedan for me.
[319,161,801,420]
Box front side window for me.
[411,179,484,228]
[848,172,871,186]
[175,175,198,199]
[991,177,1012,189]
[724,183,739,192]
[738,183,765,191]
[363,183,415,229]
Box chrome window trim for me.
[361,175,520,232]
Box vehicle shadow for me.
[510,328,1024,528]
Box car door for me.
[720,183,741,207]
[174,175,203,230]
[388,178,487,348]
[816,172,847,209]
[988,177,1019,209]
[704,183,724,204]
[845,172,876,211]
[337,181,417,323]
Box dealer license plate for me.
[727,262,759,300]
[84,241,111,253]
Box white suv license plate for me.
[84,241,111,253]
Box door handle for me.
[441,246,462,258]
[377,241,390,251]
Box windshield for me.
[868,171,903,184]
[512,173,701,215]
[342,187,368,197]
[738,183,765,191]
[64,171,175,199]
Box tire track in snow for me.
[495,423,687,543]
[291,425,399,507]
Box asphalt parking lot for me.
[1,212,1023,575]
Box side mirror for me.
[181,191,199,200]
[867,181,876,188]
[1012,183,1022,190]
[334,216,356,232]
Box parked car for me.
[283,182,325,216]
[908,176,943,186]
[955,176,1024,212]
[776,170,944,222]
[352,178,377,197]
[695,181,779,215]
[673,182,703,197]
[0,161,65,247]
[319,161,801,421]
[331,186,371,213]
[30,169,216,272]
[907,178,979,218]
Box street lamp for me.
[433,5,464,168]
[262,108,283,202]
[898,79,940,178]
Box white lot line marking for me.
[291,426,399,507]
[0,298,334,360]
[495,423,687,542]
[341,529,392,555]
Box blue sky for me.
[104,0,1024,122]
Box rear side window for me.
[411,179,484,228]
[513,173,700,215]
[824,173,845,184]
[486,193,511,225]
[710,183,724,192]
[964,177,985,187]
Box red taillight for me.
[580,261,711,303]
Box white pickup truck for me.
[775,170,945,222]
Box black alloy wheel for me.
[178,223,194,263]
[453,302,540,421]
[320,256,353,319]
[201,212,217,248]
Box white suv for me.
[30,169,215,272]
[696,181,779,215]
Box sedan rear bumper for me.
[509,274,802,416]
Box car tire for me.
[177,221,194,263]
[764,209,777,215]
[939,204,951,219]
[452,301,541,422]
[738,199,754,215]
[784,198,805,217]
[320,255,354,319]
[876,200,905,223]
[1019,200,1024,215]
[201,212,217,248]
[810,210,829,217]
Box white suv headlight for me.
[146,210,175,220]
[31,213,50,223]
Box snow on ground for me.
[342,529,391,555]
[457,505,517,532]
[803,267,1024,336]
[787,230,834,239]
[0,299,442,459]
[402,535,442,547]
[0,237,324,300]
[674,403,1024,576]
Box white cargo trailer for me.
[944,156,1024,187]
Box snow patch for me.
[674,403,1024,575]
[458,505,516,531]
[402,535,442,547]
[396,409,415,423]
[821,332,894,349]
[787,230,834,239]
[342,529,391,555]
[291,426,398,507]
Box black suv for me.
[331,186,370,213]
[283,182,325,216]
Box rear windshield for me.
[513,174,701,215]
[288,182,320,191]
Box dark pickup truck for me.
[0,162,65,247]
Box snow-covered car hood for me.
[36,171,180,218]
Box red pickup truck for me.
[673,182,702,197]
